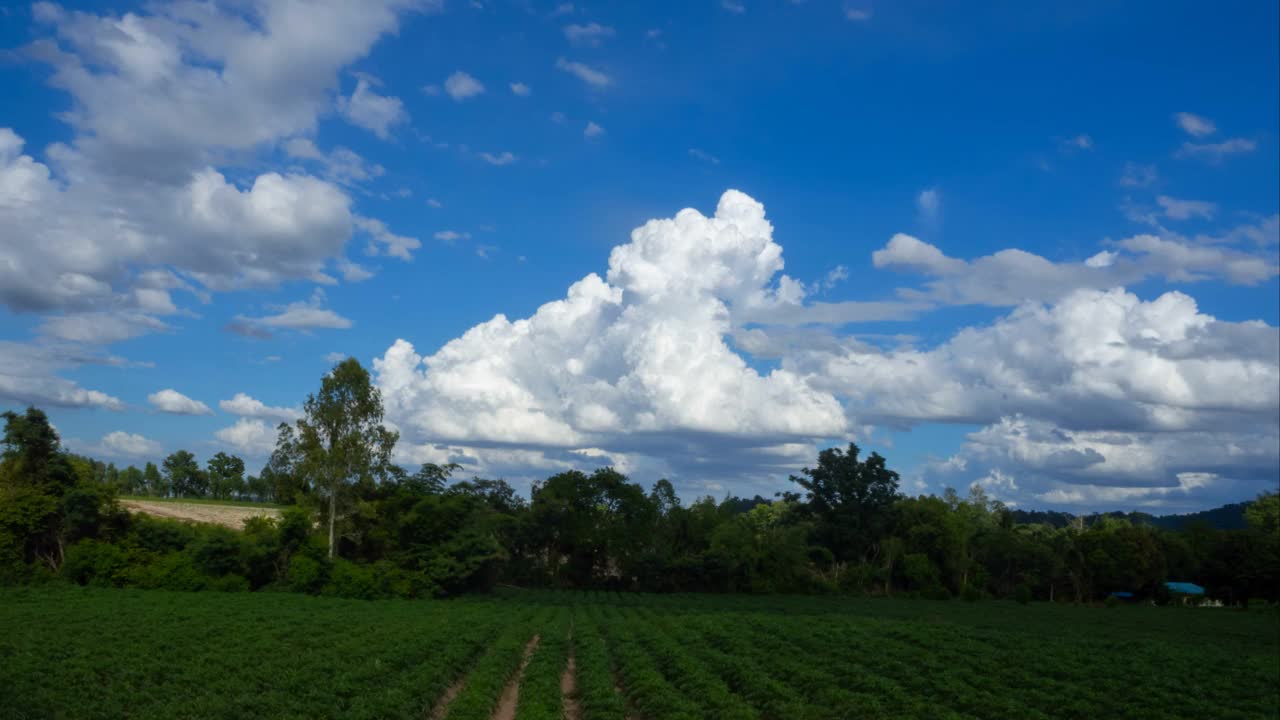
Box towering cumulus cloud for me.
[375,190,1279,507]
[375,191,846,486]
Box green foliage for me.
[1014,584,1032,604]
[2,588,1278,719]
[290,358,399,559]
[789,442,901,563]
[61,539,128,587]
[1245,491,1279,534]
[2,401,1277,609]
[206,451,246,500]
[287,554,327,594]
[162,450,206,498]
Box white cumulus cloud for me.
[219,392,300,422]
[148,388,213,415]
[374,190,848,487]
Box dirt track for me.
[120,500,281,529]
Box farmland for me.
[2,587,1276,720]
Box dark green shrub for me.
[188,526,245,577]
[923,586,952,601]
[1014,584,1032,605]
[325,559,378,599]
[962,585,982,602]
[140,552,207,592]
[207,574,250,592]
[61,540,127,587]
[129,515,195,554]
[1105,595,1120,609]
[287,555,327,594]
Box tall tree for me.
[0,408,78,570]
[789,443,901,564]
[264,423,307,505]
[293,358,398,558]
[162,450,205,498]
[207,452,246,500]
[142,462,164,497]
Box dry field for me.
[120,499,282,529]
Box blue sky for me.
[0,0,1276,512]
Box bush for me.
[1014,584,1032,605]
[188,527,246,577]
[1105,595,1120,609]
[207,574,250,593]
[132,552,208,592]
[923,586,952,601]
[129,516,195,554]
[61,539,127,587]
[961,585,982,602]
[287,555,327,594]
[325,559,378,599]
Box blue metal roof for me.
[1165,582,1205,595]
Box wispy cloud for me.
[510,82,531,97]
[1156,195,1217,221]
[445,71,485,101]
[1119,162,1158,188]
[917,188,940,221]
[564,23,615,47]
[1174,112,1216,137]
[688,148,720,164]
[1176,138,1257,162]
[556,57,611,87]
[478,151,518,166]
[584,121,605,139]
[434,230,472,242]
[227,289,352,337]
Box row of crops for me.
[1,587,1276,719]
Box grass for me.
[118,494,287,509]
[1,586,1276,719]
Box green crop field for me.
[1,587,1276,720]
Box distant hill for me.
[1011,502,1252,531]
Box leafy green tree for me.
[142,462,165,497]
[162,450,206,498]
[118,466,144,495]
[292,358,398,558]
[0,408,79,572]
[0,408,120,577]
[263,423,307,505]
[790,443,901,564]
[1244,492,1279,534]
[206,452,246,500]
[407,463,460,495]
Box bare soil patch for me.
[121,500,281,530]
[429,676,466,720]
[491,635,541,720]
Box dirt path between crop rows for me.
[491,635,541,720]
[429,676,465,720]
[120,500,281,529]
[560,647,582,720]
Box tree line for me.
[2,358,1277,604]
